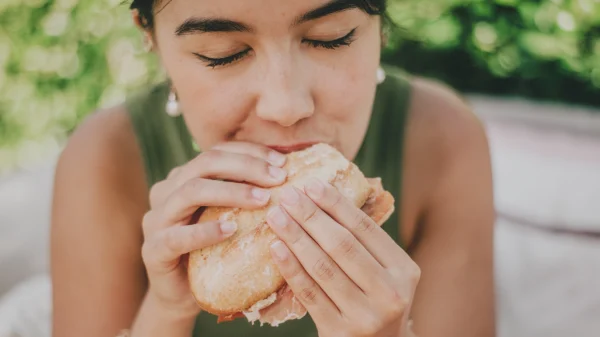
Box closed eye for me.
[303,28,357,49]
[193,27,357,68]
[193,48,252,68]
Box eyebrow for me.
[175,0,360,36]
[175,18,251,36]
[294,0,360,25]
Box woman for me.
[50,0,496,336]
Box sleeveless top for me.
[125,64,412,337]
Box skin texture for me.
[50,1,495,337]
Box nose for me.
[254,57,314,127]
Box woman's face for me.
[150,0,382,157]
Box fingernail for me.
[268,165,287,181]
[268,151,286,167]
[305,178,324,199]
[220,221,237,235]
[281,186,299,206]
[270,241,289,261]
[267,206,288,228]
[252,188,271,203]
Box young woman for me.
[50,0,496,336]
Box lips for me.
[267,142,319,154]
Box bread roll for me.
[187,143,395,326]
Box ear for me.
[380,31,388,48]
[131,9,155,52]
[378,16,388,49]
[131,9,146,30]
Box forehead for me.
[155,0,357,29]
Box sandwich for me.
[187,143,395,326]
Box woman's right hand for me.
[140,141,288,318]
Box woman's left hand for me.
[266,178,421,337]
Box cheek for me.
[171,68,251,146]
[315,49,379,122]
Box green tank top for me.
[125,64,412,337]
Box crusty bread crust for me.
[187,143,393,319]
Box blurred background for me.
[0,0,599,336]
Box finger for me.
[304,178,409,268]
[150,143,285,209]
[266,205,366,312]
[161,151,286,204]
[269,239,339,326]
[277,184,388,292]
[149,166,182,208]
[212,141,287,167]
[143,221,237,273]
[181,150,287,185]
[149,179,172,210]
[157,178,271,229]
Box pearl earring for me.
[376,66,386,84]
[143,38,153,52]
[165,90,181,117]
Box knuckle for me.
[410,264,422,284]
[330,232,357,259]
[302,206,320,224]
[312,257,336,281]
[244,155,269,175]
[288,231,311,255]
[141,211,154,235]
[285,262,305,280]
[298,283,319,305]
[181,177,204,195]
[398,261,422,285]
[323,185,343,208]
[149,182,164,207]
[161,229,181,256]
[356,315,383,336]
[189,224,212,245]
[258,147,272,159]
[141,239,160,268]
[261,160,273,175]
[140,242,151,263]
[383,289,408,321]
[201,149,222,162]
[175,178,205,208]
[241,153,257,167]
[166,166,181,179]
[352,211,376,233]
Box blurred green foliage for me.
[382,0,600,106]
[0,0,599,173]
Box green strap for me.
[125,82,197,188]
[354,65,412,245]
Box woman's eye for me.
[193,28,357,68]
[193,48,251,68]
[303,28,357,50]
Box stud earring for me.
[165,89,181,117]
[142,31,154,52]
[143,38,153,52]
[376,66,386,85]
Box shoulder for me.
[399,76,492,246]
[56,105,145,186]
[408,76,489,161]
[54,104,149,217]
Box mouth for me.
[267,142,320,154]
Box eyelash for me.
[303,28,357,50]
[194,49,251,68]
[195,28,357,68]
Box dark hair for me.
[131,0,387,30]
